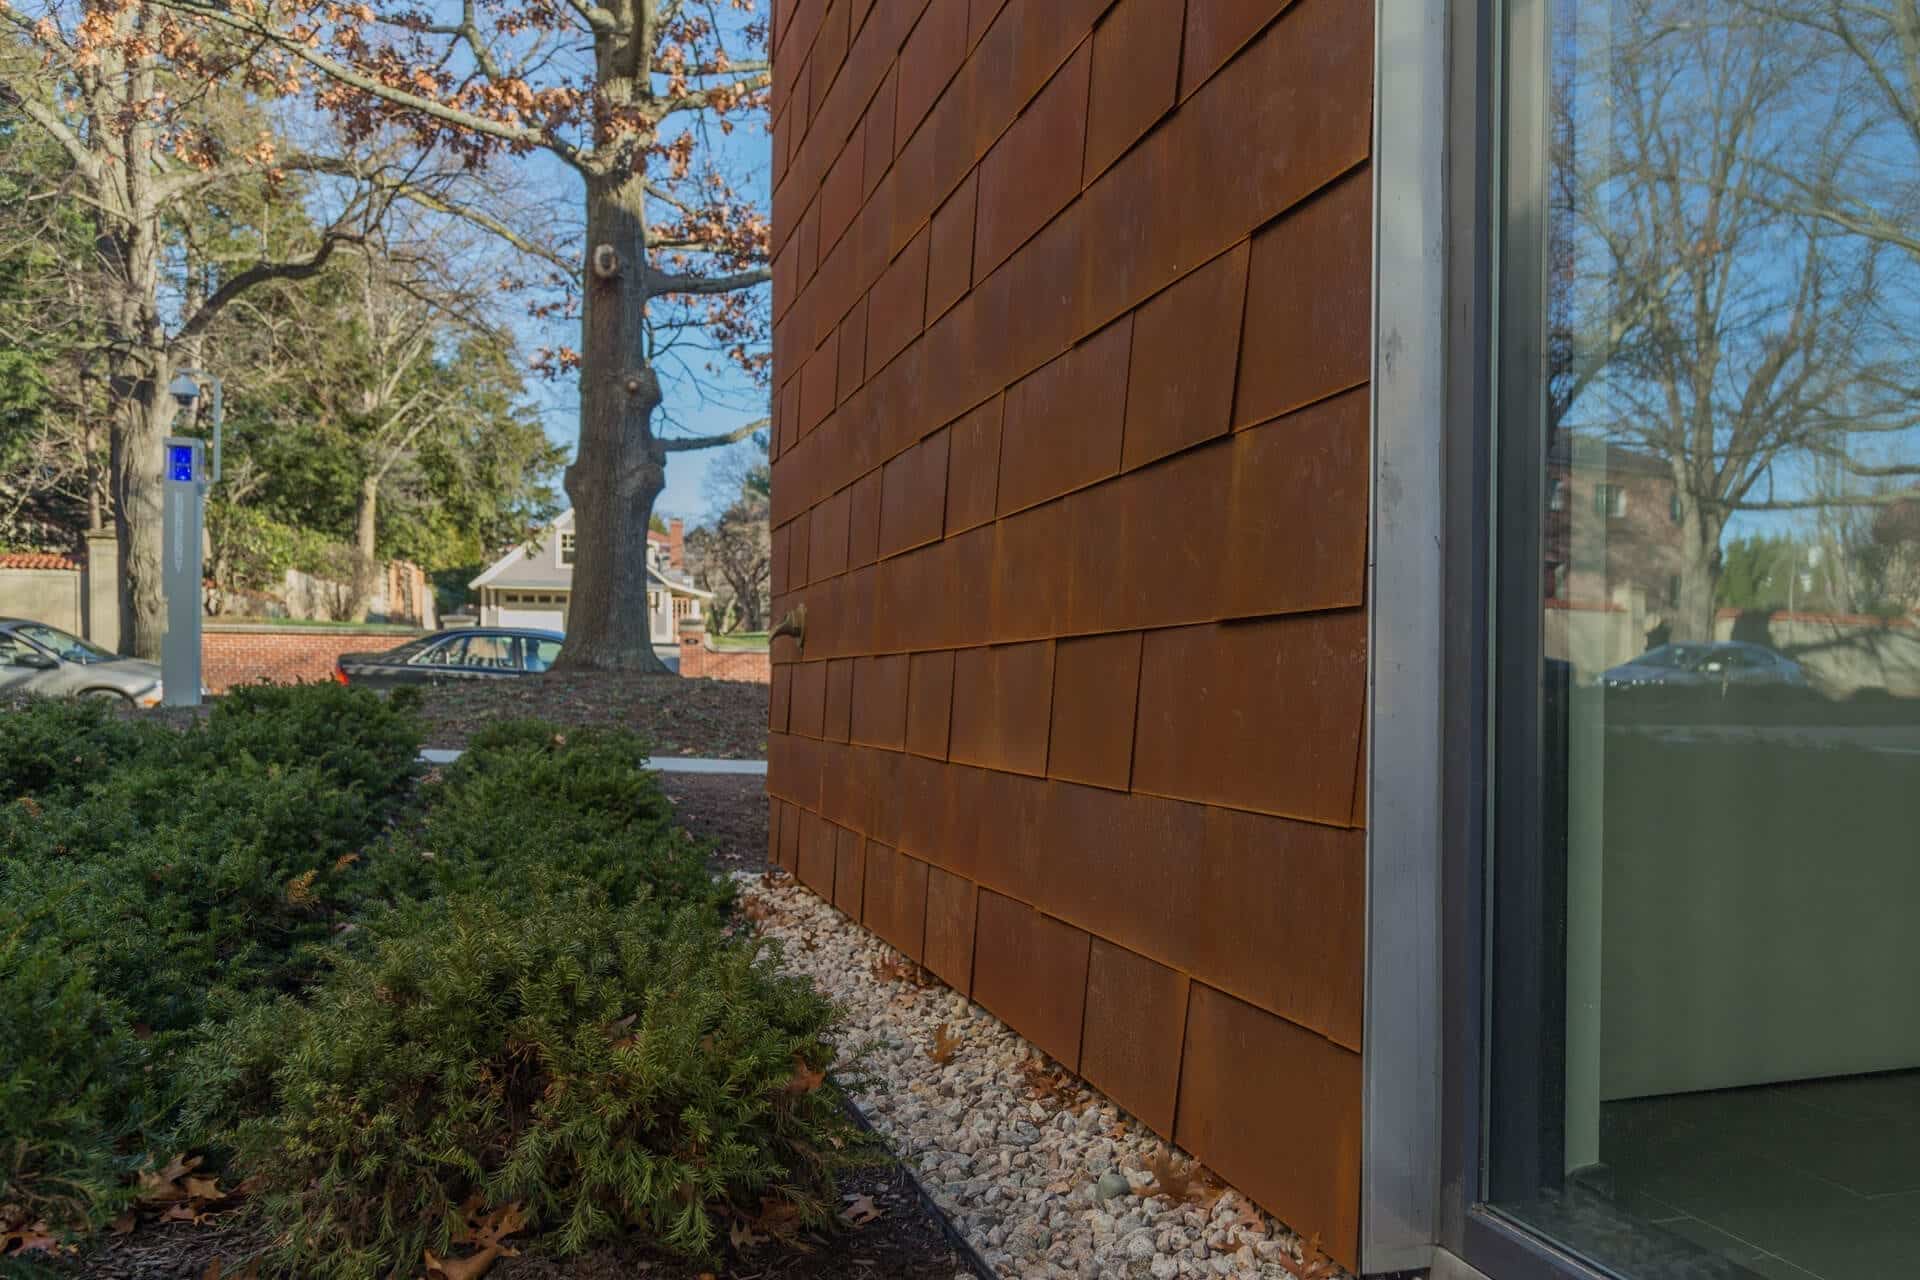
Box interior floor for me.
[1603,1070,1920,1280]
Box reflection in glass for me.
[1493,2,1920,1277]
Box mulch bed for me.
[102,673,771,758]
[662,773,772,876]
[411,672,767,757]
[56,1157,978,1279]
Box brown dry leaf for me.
[870,954,937,987]
[838,1193,881,1227]
[425,1245,512,1280]
[0,1218,59,1255]
[284,869,318,906]
[752,1195,804,1237]
[110,1212,136,1236]
[1019,1056,1079,1109]
[728,1218,766,1251]
[137,1154,203,1204]
[1137,1148,1208,1203]
[183,1175,222,1199]
[201,1259,221,1280]
[1274,1232,1338,1279]
[783,1055,826,1095]
[1146,1148,1190,1199]
[333,852,360,872]
[927,1023,961,1065]
[1226,1198,1266,1236]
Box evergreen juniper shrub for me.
[193,888,867,1279]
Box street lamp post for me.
[162,370,222,707]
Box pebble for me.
[737,872,1350,1279]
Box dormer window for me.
[559,531,576,567]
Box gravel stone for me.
[737,871,1350,1279]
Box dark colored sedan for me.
[1600,641,1812,698]
[333,628,564,688]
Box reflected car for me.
[0,618,168,706]
[1599,642,1812,700]
[333,628,565,688]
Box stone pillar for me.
[82,530,121,653]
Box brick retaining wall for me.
[204,625,423,693]
[678,635,773,682]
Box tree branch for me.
[175,231,362,343]
[653,69,772,120]
[645,265,770,295]
[146,0,587,167]
[659,416,768,451]
[0,78,101,184]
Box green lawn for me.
[710,630,770,650]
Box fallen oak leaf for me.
[728,1219,766,1251]
[927,1023,961,1065]
[425,1244,516,1280]
[1136,1148,1200,1202]
[1274,1231,1339,1279]
[783,1055,826,1095]
[109,1213,136,1236]
[838,1193,880,1226]
[0,1219,59,1255]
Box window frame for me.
[1362,0,1637,1275]
[558,530,576,567]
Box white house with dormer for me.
[467,510,712,646]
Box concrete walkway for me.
[418,746,766,775]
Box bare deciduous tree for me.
[137,0,777,669]
[1550,1,1920,637]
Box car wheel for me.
[81,688,135,706]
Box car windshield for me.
[13,623,113,664]
[1633,644,1706,670]
[525,638,562,672]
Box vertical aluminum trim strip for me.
[1362,0,1450,1271]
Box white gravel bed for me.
[738,870,1349,1280]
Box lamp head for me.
[168,372,201,411]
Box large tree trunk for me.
[1671,508,1726,643]
[109,359,175,658]
[102,213,174,658]
[557,169,670,673]
[350,471,379,622]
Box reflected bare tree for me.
[1550,0,1920,636]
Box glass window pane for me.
[1490,3,1920,1277]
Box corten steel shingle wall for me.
[765,0,1372,1263]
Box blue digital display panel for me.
[168,444,195,483]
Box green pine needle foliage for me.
[193,889,866,1279]
[352,721,731,924]
[0,697,166,799]
[0,689,837,1272]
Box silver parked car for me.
[0,618,168,707]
